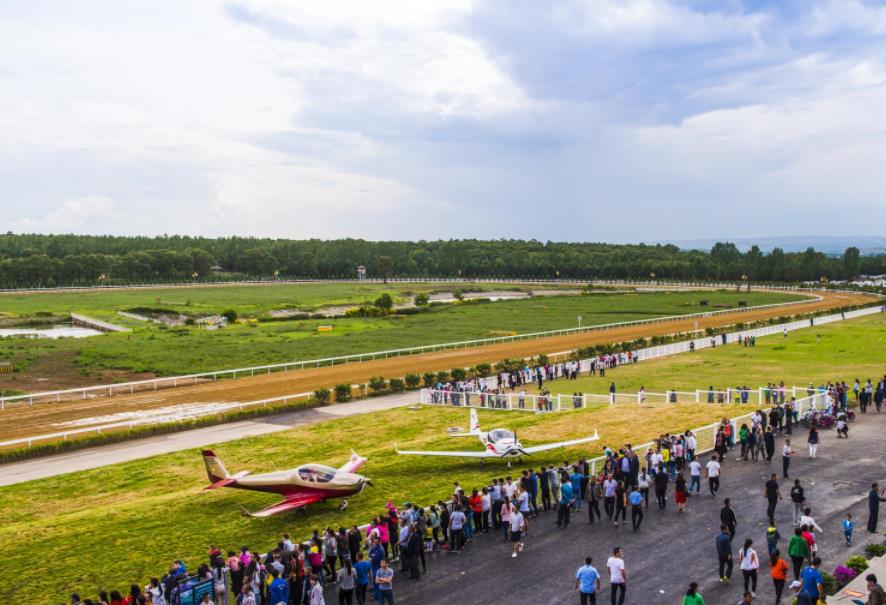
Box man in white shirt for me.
[504,477,517,499]
[689,458,702,493]
[607,547,627,605]
[686,433,697,460]
[799,507,823,533]
[706,454,721,496]
[509,509,526,558]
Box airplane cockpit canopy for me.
[488,429,514,443]
[296,464,337,483]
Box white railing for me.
[420,386,829,413]
[0,290,843,410]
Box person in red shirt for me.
[801,525,816,555]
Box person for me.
[268,569,289,605]
[654,468,668,510]
[574,557,601,605]
[788,527,810,580]
[706,455,721,496]
[782,439,795,479]
[336,560,356,604]
[558,474,575,528]
[764,426,775,463]
[765,473,782,526]
[675,472,688,513]
[240,585,257,605]
[689,457,702,494]
[353,553,371,605]
[607,547,626,605]
[510,506,526,558]
[790,480,805,526]
[843,512,856,547]
[628,486,644,531]
[769,550,789,603]
[716,524,734,584]
[448,505,466,552]
[798,557,823,605]
[739,538,759,597]
[374,560,394,605]
[721,499,737,539]
[682,582,704,605]
[613,480,627,528]
[737,592,754,604]
[403,524,422,579]
[587,477,603,524]
[144,579,163,605]
[868,483,886,533]
[807,427,819,458]
[858,574,885,605]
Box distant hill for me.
[659,236,886,256]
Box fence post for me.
[695,391,699,403]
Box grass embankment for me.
[0,402,750,603]
[0,288,800,390]
[537,312,886,397]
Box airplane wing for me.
[395,446,496,458]
[239,492,324,518]
[520,430,600,455]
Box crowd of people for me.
[64,373,885,605]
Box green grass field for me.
[0,286,800,390]
[537,312,886,397]
[0,313,881,603]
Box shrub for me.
[450,368,467,382]
[846,555,869,574]
[388,378,405,392]
[334,384,352,402]
[374,293,393,312]
[452,289,465,301]
[864,544,886,559]
[184,317,195,326]
[221,309,238,323]
[435,370,450,384]
[422,373,436,388]
[473,363,491,377]
[536,353,549,365]
[833,566,858,588]
[368,376,387,393]
[313,388,330,403]
[737,300,747,307]
[821,571,837,596]
[404,373,421,389]
[414,293,429,306]
[699,300,708,306]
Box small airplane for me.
[395,409,599,464]
[201,449,371,518]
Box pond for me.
[0,325,104,339]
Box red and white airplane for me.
[395,409,598,462]
[201,449,371,518]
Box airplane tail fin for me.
[202,449,231,485]
[470,408,481,434]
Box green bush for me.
[473,363,491,376]
[821,571,837,596]
[374,293,393,312]
[536,353,549,365]
[368,376,387,393]
[846,555,869,574]
[452,289,464,301]
[404,373,421,388]
[313,388,330,403]
[414,293,429,306]
[864,544,886,559]
[450,367,467,382]
[422,372,436,388]
[388,378,405,392]
[221,309,238,323]
[435,370,449,384]
[334,384,352,402]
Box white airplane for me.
[395,409,599,463]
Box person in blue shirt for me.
[268,569,289,605]
[571,467,584,512]
[369,538,386,601]
[842,512,855,546]
[353,552,372,605]
[558,475,575,527]
[628,487,644,531]
[798,557,823,605]
[574,557,600,605]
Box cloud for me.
[10,195,121,234]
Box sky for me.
[2,0,886,242]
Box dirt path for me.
[0,290,872,442]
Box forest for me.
[0,233,880,288]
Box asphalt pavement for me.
[387,411,886,605]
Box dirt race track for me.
[0,290,874,443]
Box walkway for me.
[0,392,417,486]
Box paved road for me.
[388,411,886,605]
[0,393,418,486]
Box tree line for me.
[0,234,879,288]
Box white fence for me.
[0,290,850,410]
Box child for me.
[766,524,781,557]
[842,512,855,546]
